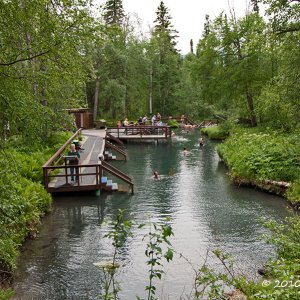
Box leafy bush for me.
[0,167,52,271]
[201,124,229,139]
[167,119,179,128]
[217,131,300,182]
[287,179,300,205]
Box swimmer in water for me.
[198,137,204,148]
[153,171,160,179]
[183,147,188,156]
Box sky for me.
[97,0,254,54]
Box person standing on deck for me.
[68,143,80,183]
[142,115,148,125]
[151,114,156,126]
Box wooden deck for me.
[43,129,134,194]
[107,125,172,141]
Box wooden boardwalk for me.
[43,129,134,194]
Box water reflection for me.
[13,130,292,299]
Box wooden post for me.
[64,158,69,184]
[43,168,49,189]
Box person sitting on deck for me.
[68,143,80,183]
[98,153,104,163]
[72,139,84,151]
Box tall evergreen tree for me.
[153,1,178,51]
[102,0,125,26]
[149,1,180,115]
[251,0,260,13]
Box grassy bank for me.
[216,127,300,207]
[0,132,72,297]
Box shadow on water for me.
[13,130,292,299]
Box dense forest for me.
[0,0,299,299]
[1,0,299,136]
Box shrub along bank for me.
[216,127,300,208]
[0,132,71,296]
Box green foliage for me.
[201,124,230,140]
[167,119,179,128]
[287,179,300,205]
[251,215,300,299]
[0,165,52,271]
[143,220,174,300]
[217,129,300,182]
[0,288,14,300]
[0,131,70,282]
[96,209,133,299]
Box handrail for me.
[107,125,171,139]
[101,161,132,181]
[101,161,134,194]
[105,141,127,160]
[43,129,82,168]
[106,132,124,146]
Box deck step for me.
[112,183,118,190]
[101,176,107,184]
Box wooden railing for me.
[43,162,134,194]
[43,129,82,181]
[101,161,134,194]
[106,132,124,146]
[161,115,199,126]
[43,163,101,191]
[105,140,127,160]
[107,125,172,139]
[42,128,134,194]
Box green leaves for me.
[143,220,174,300]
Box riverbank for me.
[0,132,72,298]
[202,125,300,209]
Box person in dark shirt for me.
[68,143,80,183]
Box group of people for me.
[117,113,163,128]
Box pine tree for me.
[251,0,259,14]
[153,1,178,51]
[102,0,125,26]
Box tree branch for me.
[0,49,52,66]
[277,27,300,35]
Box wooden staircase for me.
[104,150,117,161]
[101,176,119,192]
[100,161,134,193]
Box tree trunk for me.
[93,78,100,122]
[246,87,257,127]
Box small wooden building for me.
[65,108,93,129]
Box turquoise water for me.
[13,130,292,299]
